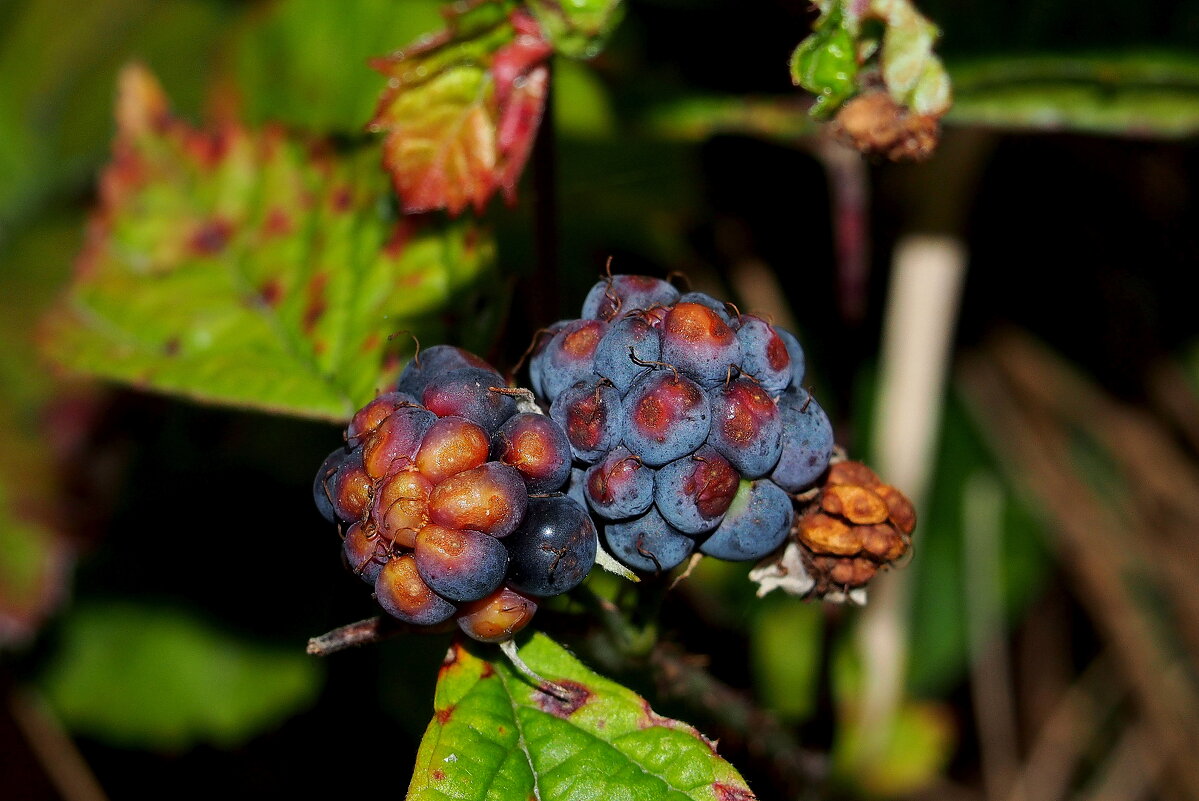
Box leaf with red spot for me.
[408,632,756,801]
[41,65,501,422]
[368,0,552,215]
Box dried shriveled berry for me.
[820,485,889,525]
[794,460,915,588]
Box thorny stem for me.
[649,643,827,796]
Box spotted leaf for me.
[408,632,757,801]
[41,65,500,422]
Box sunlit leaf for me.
[41,65,500,422]
[528,0,624,59]
[40,602,323,749]
[369,1,552,215]
[233,0,445,132]
[409,633,758,800]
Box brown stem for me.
[306,616,454,656]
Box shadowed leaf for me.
[0,217,94,646]
[40,602,323,749]
[948,52,1199,137]
[409,633,757,801]
[369,0,552,215]
[41,65,500,422]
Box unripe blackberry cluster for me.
[528,274,839,573]
[314,346,596,642]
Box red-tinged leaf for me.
[369,1,552,215]
[41,65,501,421]
[409,634,759,801]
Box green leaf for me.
[948,52,1199,138]
[41,66,500,422]
[750,599,822,722]
[408,633,758,800]
[553,56,617,138]
[527,0,624,59]
[232,0,446,132]
[369,2,552,215]
[789,4,859,118]
[40,602,322,750]
[0,484,68,646]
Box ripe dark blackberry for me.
[525,271,871,581]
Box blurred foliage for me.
[0,216,89,643]
[0,0,227,233]
[232,0,445,132]
[40,603,323,750]
[41,66,500,421]
[949,53,1199,137]
[527,0,625,59]
[751,599,823,722]
[900,392,1050,696]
